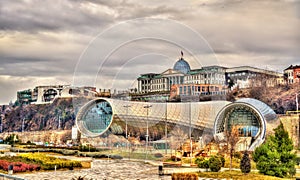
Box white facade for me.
[137,66,227,93]
[137,69,185,94]
[284,69,294,84]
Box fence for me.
[0,173,26,180]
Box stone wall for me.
[280,114,300,148]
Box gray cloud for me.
[0,0,299,104]
[0,0,114,33]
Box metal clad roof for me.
[236,98,277,122]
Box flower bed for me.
[19,153,82,170]
[0,153,82,172]
[0,160,40,172]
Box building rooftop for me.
[173,58,191,74]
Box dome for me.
[173,58,191,74]
[236,98,277,122]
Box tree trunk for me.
[230,149,233,172]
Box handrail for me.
[0,173,26,180]
[286,111,300,115]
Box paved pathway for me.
[17,159,171,180]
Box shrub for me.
[4,134,20,144]
[233,152,242,159]
[208,156,222,172]
[240,151,251,174]
[79,145,97,152]
[154,153,163,158]
[295,157,300,165]
[0,160,40,172]
[171,173,198,180]
[194,157,204,164]
[216,155,225,167]
[171,155,181,161]
[195,157,209,169]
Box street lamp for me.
[296,93,300,148]
[0,114,3,133]
[165,101,168,155]
[189,101,193,165]
[144,105,152,162]
[123,104,131,158]
[123,105,131,139]
[296,93,299,114]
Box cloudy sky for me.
[0,0,299,104]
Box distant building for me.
[284,65,300,84]
[34,85,68,103]
[226,66,282,89]
[17,89,34,105]
[276,74,285,85]
[136,52,282,101]
[17,85,97,105]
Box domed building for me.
[136,51,282,102]
[173,57,191,74]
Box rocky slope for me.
[0,97,92,132]
[227,83,300,114]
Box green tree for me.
[4,134,20,144]
[195,157,209,171]
[208,156,222,172]
[240,151,251,174]
[253,122,296,178]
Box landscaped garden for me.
[170,122,298,179]
[0,153,82,173]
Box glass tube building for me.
[76,98,278,150]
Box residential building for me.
[284,65,300,84]
[17,85,97,105]
[17,89,33,105]
[226,66,282,89]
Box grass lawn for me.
[197,171,295,180]
[107,150,162,161]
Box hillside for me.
[1,97,92,132]
[227,83,300,114]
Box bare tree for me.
[169,127,188,160]
[60,131,72,144]
[52,133,59,145]
[43,132,51,144]
[225,125,240,171]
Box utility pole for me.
[297,93,300,148]
[165,101,168,155]
[144,105,152,162]
[189,101,193,165]
[123,104,131,158]
[58,115,61,130]
[0,115,2,133]
[22,118,25,132]
[123,105,131,139]
[296,93,299,114]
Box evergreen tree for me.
[208,156,222,172]
[240,151,251,174]
[253,122,296,178]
